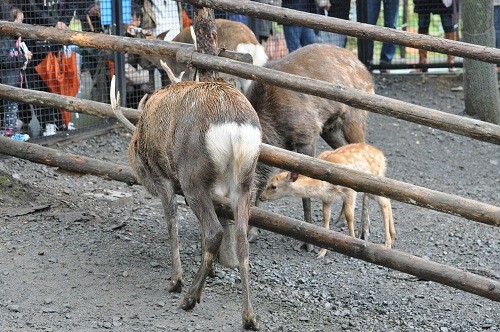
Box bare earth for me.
[0,74,499,331]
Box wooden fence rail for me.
[0,127,498,227]
[0,23,499,144]
[182,0,500,64]
[175,48,500,145]
[0,137,498,302]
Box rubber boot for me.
[445,31,456,72]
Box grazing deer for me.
[144,19,268,91]
[246,44,374,249]
[260,143,395,258]
[110,66,262,330]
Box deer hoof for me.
[167,279,183,293]
[304,243,314,253]
[247,232,259,243]
[180,295,198,311]
[243,314,260,331]
[316,249,327,258]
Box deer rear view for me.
[260,143,395,258]
[111,76,262,330]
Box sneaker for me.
[66,122,76,131]
[3,128,14,137]
[11,133,30,141]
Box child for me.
[0,5,32,137]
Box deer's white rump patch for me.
[206,122,261,175]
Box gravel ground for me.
[0,74,499,332]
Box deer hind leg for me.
[321,127,348,150]
[233,188,260,330]
[248,163,272,243]
[180,185,223,311]
[247,185,264,243]
[359,194,371,242]
[317,201,332,259]
[374,195,395,248]
[343,190,357,238]
[296,143,316,252]
[155,179,184,293]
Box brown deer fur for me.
[246,44,374,247]
[110,77,262,330]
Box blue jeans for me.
[283,25,317,53]
[367,0,400,63]
[495,6,500,49]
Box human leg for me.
[300,27,317,47]
[3,101,19,136]
[366,0,382,63]
[380,0,400,63]
[413,13,431,73]
[441,13,457,72]
[495,6,500,49]
[283,25,302,53]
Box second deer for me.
[246,44,374,249]
[260,143,396,258]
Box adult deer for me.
[246,44,374,250]
[110,66,262,329]
[144,19,268,91]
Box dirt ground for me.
[0,74,499,332]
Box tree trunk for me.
[191,6,238,267]
[462,0,500,124]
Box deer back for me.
[318,143,386,177]
[246,43,374,151]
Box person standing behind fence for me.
[0,4,32,137]
[366,0,400,72]
[413,0,459,73]
[281,0,317,53]
[16,0,83,135]
[316,0,351,47]
[251,0,282,43]
[494,1,500,49]
[124,3,153,109]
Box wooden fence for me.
[0,3,498,304]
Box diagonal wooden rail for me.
[0,137,498,302]
[175,49,500,145]
[181,0,500,64]
[0,134,498,226]
[0,23,499,144]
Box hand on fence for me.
[55,21,68,30]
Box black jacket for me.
[0,35,27,87]
[414,0,453,14]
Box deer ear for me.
[285,172,299,183]
[157,30,169,40]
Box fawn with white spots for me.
[260,143,395,258]
[110,64,262,329]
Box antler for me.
[110,75,136,132]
